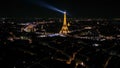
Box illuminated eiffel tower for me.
[59,12,70,35]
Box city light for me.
[39,1,64,14]
[28,0,64,14]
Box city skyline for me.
[0,0,120,18]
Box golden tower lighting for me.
[59,12,70,35]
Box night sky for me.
[0,0,120,18]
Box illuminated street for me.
[0,0,120,68]
[0,17,120,68]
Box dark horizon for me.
[0,0,120,18]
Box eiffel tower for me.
[59,12,70,35]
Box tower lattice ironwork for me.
[59,12,70,35]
